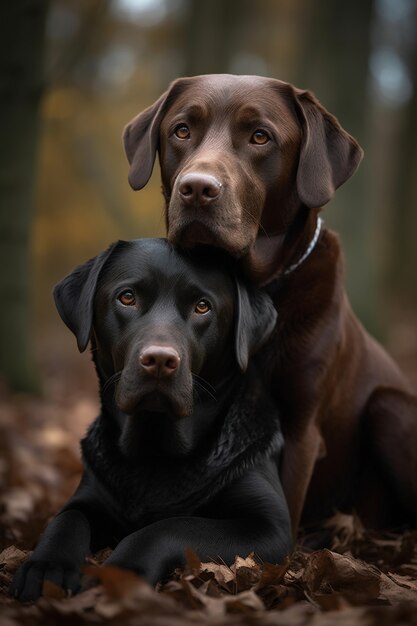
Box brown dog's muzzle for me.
[167,161,257,256]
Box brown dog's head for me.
[124,74,363,280]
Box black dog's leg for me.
[105,464,291,584]
[11,509,91,602]
[11,472,113,602]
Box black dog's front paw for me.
[11,557,82,602]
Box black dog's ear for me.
[294,88,364,209]
[53,242,120,352]
[123,78,190,191]
[235,280,277,371]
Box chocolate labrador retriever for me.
[12,239,291,601]
[123,74,417,532]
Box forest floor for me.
[1,313,417,625]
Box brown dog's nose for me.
[139,346,180,378]
[178,173,222,207]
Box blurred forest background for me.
[1,0,417,398]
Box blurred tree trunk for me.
[182,0,250,75]
[390,34,417,302]
[0,0,48,392]
[296,0,376,334]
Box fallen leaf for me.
[183,547,202,577]
[379,572,417,604]
[324,512,365,552]
[82,564,144,600]
[231,553,257,572]
[42,579,67,599]
[0,546,27,571]
[256,560,289,588]
[201,561,235,585]
[224,588,264,613]
[304,549,381,604]
[386,571,417,591]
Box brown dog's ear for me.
[123,78,189,191]
[53,242,122,352]
[123,93,168,191]
[234,281,277,372]
[294,89,364,208]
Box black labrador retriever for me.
[12,238,291,601]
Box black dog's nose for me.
[178,173,222,207]
[139,346,180,378]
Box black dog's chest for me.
[90,462,225,531]
[81,375,283,531]
[88,461,168,528]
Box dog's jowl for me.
[12,238,291,601]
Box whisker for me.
[192,373,216,394]
[240,206,270,239]
[192,375,217,402]
[102,371,122,395]
[194,381,216,403]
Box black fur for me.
[12,239,291,601]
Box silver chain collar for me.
[284,216,324,275]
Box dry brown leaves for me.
[1,391,417,625]
[0,388,93,551]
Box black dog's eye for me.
[118,290,136,306]
[195,299,211,315]
[251,130,270,145]
[174,124,190,140]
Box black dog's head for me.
[54,239,277,456]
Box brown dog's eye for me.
[251,130,270,145]
[174,125,190,140]
[195,299,211,315]
[118,290,136,306]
